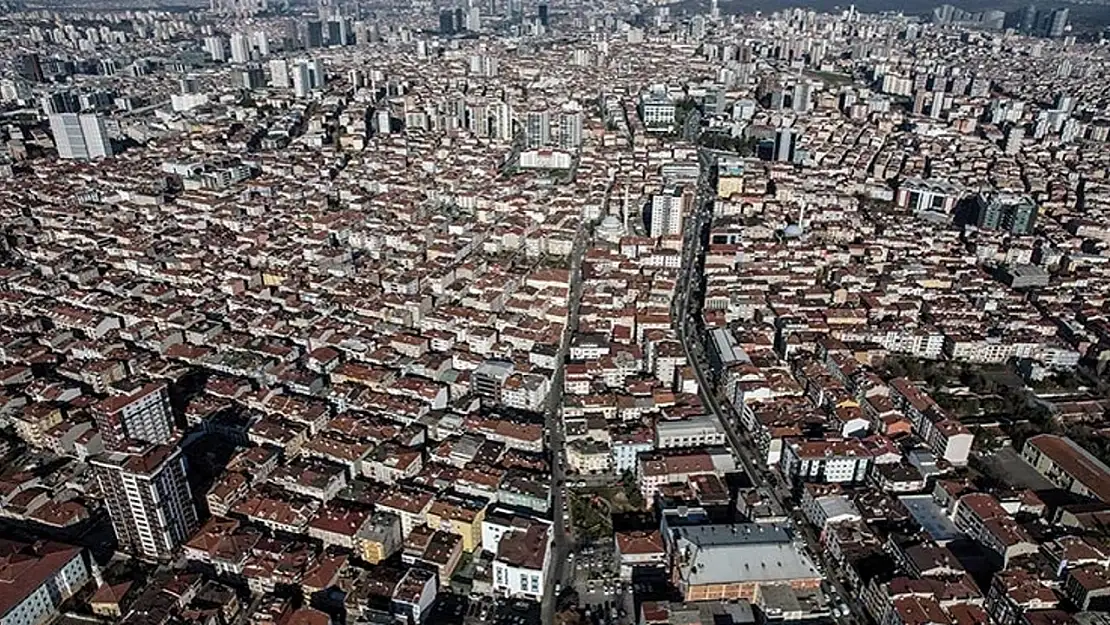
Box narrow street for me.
[542,225,588,625]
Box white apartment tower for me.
[269,58,290,87]
[49,113,112,160]
[230,32,251,63]
[204,35,227,62]
[91,382,174,451]
[560,111,583,149]
[649,185,692,238]
[91,444,198,561]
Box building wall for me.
[0,549,90,625]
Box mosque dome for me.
[784,223,803,238]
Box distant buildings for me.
[49,113,112,160]
[91,444,199,561]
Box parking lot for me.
[568,545,633,625]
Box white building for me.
[640,88,676,131]
[91,444,198,561]
[655,415,726,449]
[269,59,290,87]
[649,185,691,238]
[49,113,112,160]
[230,32,251,63]
[492,523,551,601]
[780,439,872,486]
[91,382,174,450]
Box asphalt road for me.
[541,224,588,625]
[674,149,864,625]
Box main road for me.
[675,149,864,625]
[542,224,588,625]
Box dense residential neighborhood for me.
[2,1,1110,625]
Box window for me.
[520,573,528,589]
[531,575,540,594]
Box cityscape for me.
[1,1,1110,625]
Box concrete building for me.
[91,444,198,561]
[1022,434,1110,503]
[0,541,94,625]
[649,185,692,238]
[91,382,174,451]
[655,415,726,449]
[492,522,551,601]
[49,113,112,160]
[662,521,821,602]
[976,192,1038,235]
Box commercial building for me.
[640,87,676,131]
[774,127,798,163]
[91,444,198,561]
[49,113,112,160]
[655,415,726,449]
[662,522,821,602]
[895,177,962,218]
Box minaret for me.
[798,202,806,230]
[623,186,630,231]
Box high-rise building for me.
[560,111,583,149]
[791,81,813,112]
[91,382,174,450]
[230,32,251,63]
[976,193,1037,235]
[306,20,325,47]
[327,19,348,45]
[466,6,481,30]
[18,52,45,83]
[253,30,270,56]
[49,113,112,160]
[649,185,693,238]
[291,59,323,97]
[307,59,325,88]
[1004,125,1024,154]
[1020,4,1037,33]
[40,91,80,115]
[293,62,311,98]
[774,127,798,163]
[91,444,198,561]
[525,110,551,147]
[269,58,290,87]
[237,65,266,89]
[537,3,549,27]
[204,35,227,62]
[440,10,456,35]
[1047,8,1068,37]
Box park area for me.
[567,475,645,543]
